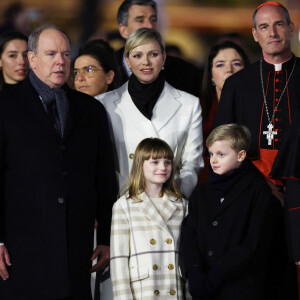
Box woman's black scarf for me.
[128,72,165,120]
[209,159,250,197]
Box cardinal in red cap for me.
[256,1,286,10]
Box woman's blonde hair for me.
[124,27,165,58]
[126,138,183,201]
[206,123,251,153]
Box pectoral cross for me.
[263,123,277,145]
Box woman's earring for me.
[212,80,216,86]
[162,66,165,70]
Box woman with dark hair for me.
[201,40,250,138]
[199,41,250,182]
[0,31,28,91]
[73,39,121,97]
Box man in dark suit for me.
[115,0,203,97]
[0,25,117,300]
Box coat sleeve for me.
[0,114,4,243]
[179,187,203,276]
[110,199,134,300]
[179,97,203,198]
[284,179,300,261]
[95,104,118,245]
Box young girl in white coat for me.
[110,137,189,300]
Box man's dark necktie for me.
[43,89,68,139]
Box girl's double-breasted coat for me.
[110,192,190,300]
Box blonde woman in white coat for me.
[110,138,190,300]
[97,28,203,197]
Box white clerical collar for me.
[274,63,282,71]
[122,55,132,77]
[263,56,294,71]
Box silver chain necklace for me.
[260,57,297,145]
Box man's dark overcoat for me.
[0,78,117,300]
[180,163,283,300]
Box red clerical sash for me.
[252,148,284,186]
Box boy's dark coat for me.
[180,163,282,300]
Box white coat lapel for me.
[114,86,158,137]
[152,83,182,132]
[137,193,178,234]
[159,194,180,223]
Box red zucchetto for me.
[256,1,286,10]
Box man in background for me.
[115,0,203,97]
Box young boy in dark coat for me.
[180,123,279,300]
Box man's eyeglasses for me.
[73,65,103,79]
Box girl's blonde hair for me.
[126,138,183,201]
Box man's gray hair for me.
[28,24,70,54]
[117,0,157,26]
[252,4,291,29]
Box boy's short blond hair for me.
[206,123,251,153]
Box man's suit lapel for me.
[14,80,90,142]
[63,88,90,140]
[14,79,61,142]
